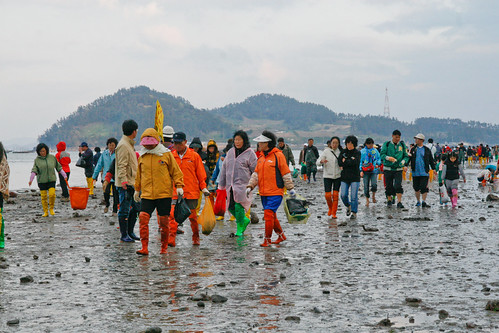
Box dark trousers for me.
[384,170,403,197]
[104,182,118,213]
[59,172,70,198]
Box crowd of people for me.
[0,124,497,252]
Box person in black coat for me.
[338,135,361,219]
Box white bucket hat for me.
[414,133,425,140]
[253,134,272,143]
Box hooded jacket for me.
[135,129,184,200]
[189,137,207,161]
[172,148,207,200]
[205,139,220,173]
[55,142,71,173]
[278,143,295,166]
[219,147,257,211]
[380,140,409,171]
[92,149,115,180]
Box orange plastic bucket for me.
[69,187,90,210]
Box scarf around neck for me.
[139,144,169,157]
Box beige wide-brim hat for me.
[414,133,425,140]
[253,134,272,143]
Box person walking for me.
[359,138,381,207]
[134,128,184,255]
[409,133,435,208]
[115,120,140,242]
[29,143,67,217]
[380,130,409,208]
[0,142,9,249]
[78,142,95,198]
[338,136,361,219]
[304,138,319,182]
[319,136,342,218]
[93,138,118,214]
[55,141,71,202]
[277,137,296,168]
[441,151,466,208]
[171,132,210,246]
[218,130,258,237]
[247,131,296,247]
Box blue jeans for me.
[340,181,360,213]
[117,187,140,220]
[362,173,377,198]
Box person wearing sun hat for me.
[409,133,435,208]
[247,130,296,247]
[133,128,184,255]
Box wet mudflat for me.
[0,169,498,332]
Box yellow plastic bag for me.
[198,196,216,235]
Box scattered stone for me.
[216,282,226,287]
[250,210,259,224]
[405,297,422,304]
[387,215,394,219]
[55,272,62,278]
[280,273,286,280]
[470,219,474,222]
[338,222,347,227]
[482,287,491,292]
[362,225,379,232]
[211,295,228,303]
[8,191,18,198]
[312,307,322,313]
[377,318,393,327]
[85,257,91,263]
[145,327,162,333]
[486,300,499,311]
[152,301,168,307]
[438,309,449,319]
[466,322,476,329]
[7,319,20,326]
[285,316,300,322]
[322,290,330,294]
[192,292,210,302]
[409,316,415,323]
[486,193,499,201]
[479,217,486,221]
[178,307,188,312]
[20,276,34,283]
[0,264,8,269]
[32,218,39,223]
[73,212,81,218]
[197,301,205,307]
[317,215,322,219]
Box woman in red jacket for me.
[55,141,71,202]
[247,131,296,247]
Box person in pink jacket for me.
[218,130,257,236]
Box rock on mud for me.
[438,309,449,319]
[405,297,422,304]
[145,327,162,333]
[7,319,20,326]
[20,276,34,283]
[377,318,393,327]
[486,300,499,311]
[285,316,301,322]
[250,211,259,224]
[211,295,228,303]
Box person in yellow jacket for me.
[134,128,184,255]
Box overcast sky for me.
[1,0,498,140]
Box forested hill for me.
[38,86,235,147]
[39,86,499,147]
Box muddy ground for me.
[0,169,498,332]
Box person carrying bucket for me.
[134,128,184,255]
[29,143,67,217]
[247,130,296,247]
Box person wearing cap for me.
[93,138,118,214]
[359,138,381,207]
[218,130,257,237]
[247,130,296,247]
[115,119,139,242]
[133,128,184,255]
[78,142,95,197]
[380,129,409,208]
[277,137,295,168]
[162,125,175,150]
[29,143,67,217]
[409,133,435,208]
[170,132,209,246]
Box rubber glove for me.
[246,187,251,197]
[176,187,184,197]
[133,191,141,202]
[202,188,210,196]
[288,189,296,198]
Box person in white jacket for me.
[318,136,342,219]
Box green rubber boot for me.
[0,207,4,249]
[234,203,249,236]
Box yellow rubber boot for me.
[86,177,94,195]
[48,187,56,215]
[41,190,49,217]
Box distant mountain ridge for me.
[39,86,499,147]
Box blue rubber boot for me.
[119,217,134,242]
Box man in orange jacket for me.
[170,132,210,246]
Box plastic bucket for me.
[69,187,90,210]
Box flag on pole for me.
[154,100,164,141]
